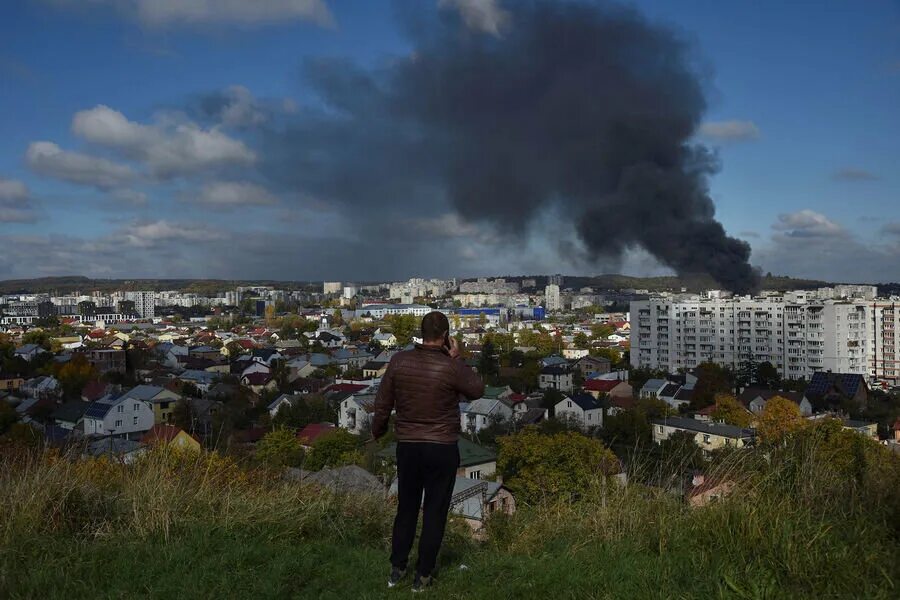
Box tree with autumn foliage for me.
[757,395,806,444]
[498,428,620,505]
[53,354,98,400]
[711,393,753,428]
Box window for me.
[567,401,572,408]
[115,420,123,427]
[703,434,711,444]
[134,404,140,412]
[117,405,124,413]
[658,425,663,433]
[133,416,138,425]
[470,470,481,480]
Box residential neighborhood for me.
[2,276,900,539]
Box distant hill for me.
[0,276,319,295]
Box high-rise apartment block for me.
[631,293,899,385]
[323,281,343,295]
[545,284,561,312]
[124,291,156,319]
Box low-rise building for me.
[651,416,754,451]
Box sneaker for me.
[388,567,406,588]
[411,574,433,593]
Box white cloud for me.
[772,209,844,238]
[0,178,29,202]
[191,181,278,207]
[72,104,255,178]
[439,0,509,36]
[25,141,135,189]
[117,219,225,248]
[698,120,760,142]
[53,0,334,28]
[752,210,900,283]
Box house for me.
[511,395,549,425]
[651,416,754,451]
[21,376,60,399]
[82,392,155,439]
[738,387,812,417]
[539,365,573,393]
[267,393,298,418]
[554,393,604,429]
[251,348,284,366]
[84,437,146,463]
[240,360,271,378]
[373,331,397,347]
[575,355,611,377]
[482,385,514,400]
[840,418,878,440]
[539,355,568,369]
[685,473,736,508]
[141,424,202,452]
[314,331,344,349]
[804,372,869,412]
[448,478,516,535]
[241,372,277,394]
[84,348,126,374]
[583,378,632,400]
[14,344,45,361]
[461,398,513,434]
[297,422,337,449]
[50,400,90,430]
[640,379,668,400]
[121,385,182,425]
[657,383,684,409]
[286,358,317,381]
[0,373,24,392]
[178,369,218,393]
[338,393,377,435]
[361,360,388,379]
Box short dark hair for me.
[421,311,449,342]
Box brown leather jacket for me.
[372,344,485,444]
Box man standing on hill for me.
[372,310,485,592]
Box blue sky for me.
[0,0,898,284]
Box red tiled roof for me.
[584,379,621,392]
[242,372,272,386]
[507,393,527,403]
[297,423,336,445]
[696,404,716,416]
[236,339,257,349]
[610,395,636,410]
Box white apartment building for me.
[323,281,343,294]
[545,284,561,312]
[124,291,156,319]
[631,293,892,383]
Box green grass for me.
[1,426,898,599]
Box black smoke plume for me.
[260,0,759,293]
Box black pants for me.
[390,441,459,577]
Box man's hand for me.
[448,336,461,359]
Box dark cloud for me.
[245,0,757,292]
[832,168,880,182]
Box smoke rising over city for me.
[260,0,760,293]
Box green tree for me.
[53,354,98,399]
[478,340,499,382]
[256,427,305,468]
[590,323,615,340]
[498,428,620,504]
[332,309,344,327]
[690,362,734,409]
[304,429,363,471]
[573,332,590,350]
[756,361,780,388]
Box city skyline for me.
[1,0,899,283]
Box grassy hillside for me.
[1,429,898,599]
